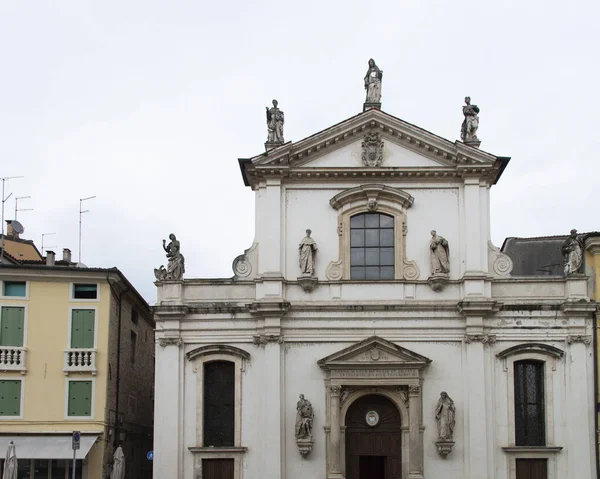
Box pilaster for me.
[407,385,424,479]
[327,385,344,479]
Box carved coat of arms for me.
[361,132,384,167]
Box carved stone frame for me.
[186,345,250,479]
[326,184,420,281]
[318,336,431,479]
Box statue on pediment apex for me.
[461,96,480,143]
[154,233,185,281]
[364,58,383,105]
[266,99,285,144]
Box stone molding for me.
[231,242,258,280]
[158,337,183,348]
[252,334,284,346]
[497,343,564,360]
[566,335,592,345]
[464,334,497,345]
[329,184,414,211]
[487,241,513,277]
[247,301,290,317]
[458,300,500,317]
[186,344,250,362]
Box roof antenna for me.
[79,196,96,264]
[41,233,57,254]
[0,175,24,264]
[15,196,33,220]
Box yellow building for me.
[0,224,154,479]
[584,233,600,478]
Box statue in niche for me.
[430,230,450,275]
[364,59,383,104]
[299,229,318,276]
[154,233,185,281]
[562,229,583,276]
[266,99,285,144]
[295,394,314,439]
[460,96,480,143]
[435,391,456,441]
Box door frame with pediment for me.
[318,336,431,479]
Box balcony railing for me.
[63,348,97,376]
[0,346,27,374]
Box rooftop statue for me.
[266,99,285,145]
[562,229,583,276]
[154,233,185,281]
[364,59,383,106]
[460,96,480,144]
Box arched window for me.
[350,213,395,280]
[204,360,235,447]
[514,360,545,446]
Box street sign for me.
[72,431,81,451]
[147,451,154,461]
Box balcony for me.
[0,346,27,374]
[63,349,97,376]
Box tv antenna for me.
[1,176,25,264]
[79,196,96,264]
[41,232,57,253]
[15,196,33,220]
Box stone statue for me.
[295,394,314,440]
[364,59,383,104]
[154,233,185,281]
[435,391,456,441]
[430,230,450,275]
[299,229,318,276]
[562,229,583,276]
[460,96,480,143]
[266,99,285,144]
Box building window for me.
[2,281,26,298]
[131,308,139,325]
[72,284,97,300]
[130,331,137,365]
[67,380,92,417]
[516,458,547,479]
[0,307,24,347]
[514,360,545,446]
[204,361,235,447]
[70,309,95,348]
[350,213,394,280]
[0,379,22,416]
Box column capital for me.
[329,385,342,397]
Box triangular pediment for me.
[318,336,432,370]
[239,109,509,188]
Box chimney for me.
[62,248,72,264]
[5,221,19,240]
[46,250,55,266]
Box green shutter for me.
[3,282,26,297]
[70,310,95,348]
[68,381,92,416]
[0,307,24,347]
[0,380,21,416]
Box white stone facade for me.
[153,109,595,479]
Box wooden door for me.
[202,458,234,479]
[345,394,402,479]
[516,459,547,479]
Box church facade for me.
[153,78,595,479]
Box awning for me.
[0,435,99,459]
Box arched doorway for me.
[345,394,402,479]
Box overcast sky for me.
[0,0,598,302]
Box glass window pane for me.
[380,229,394,247]
[351,248,365,266]
[3,281,26,297]
[380,214,394,228]
[365,214,379,228]
[365,229,379,247]
[365,249,379,266]
[381,266,395,279]
[365,266,380,280]
[350,267,365,280]
[350,230,364,247]
[380,248,394,266]
[73,284,97,299]
[350,215,364,228]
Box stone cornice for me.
[329,184,414,210]
[497,343,564,360]
[560,300,597,316]
[457,300,500,317]
[247,300,290,317]
[585,236,600,255]
[152,305,190,321]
